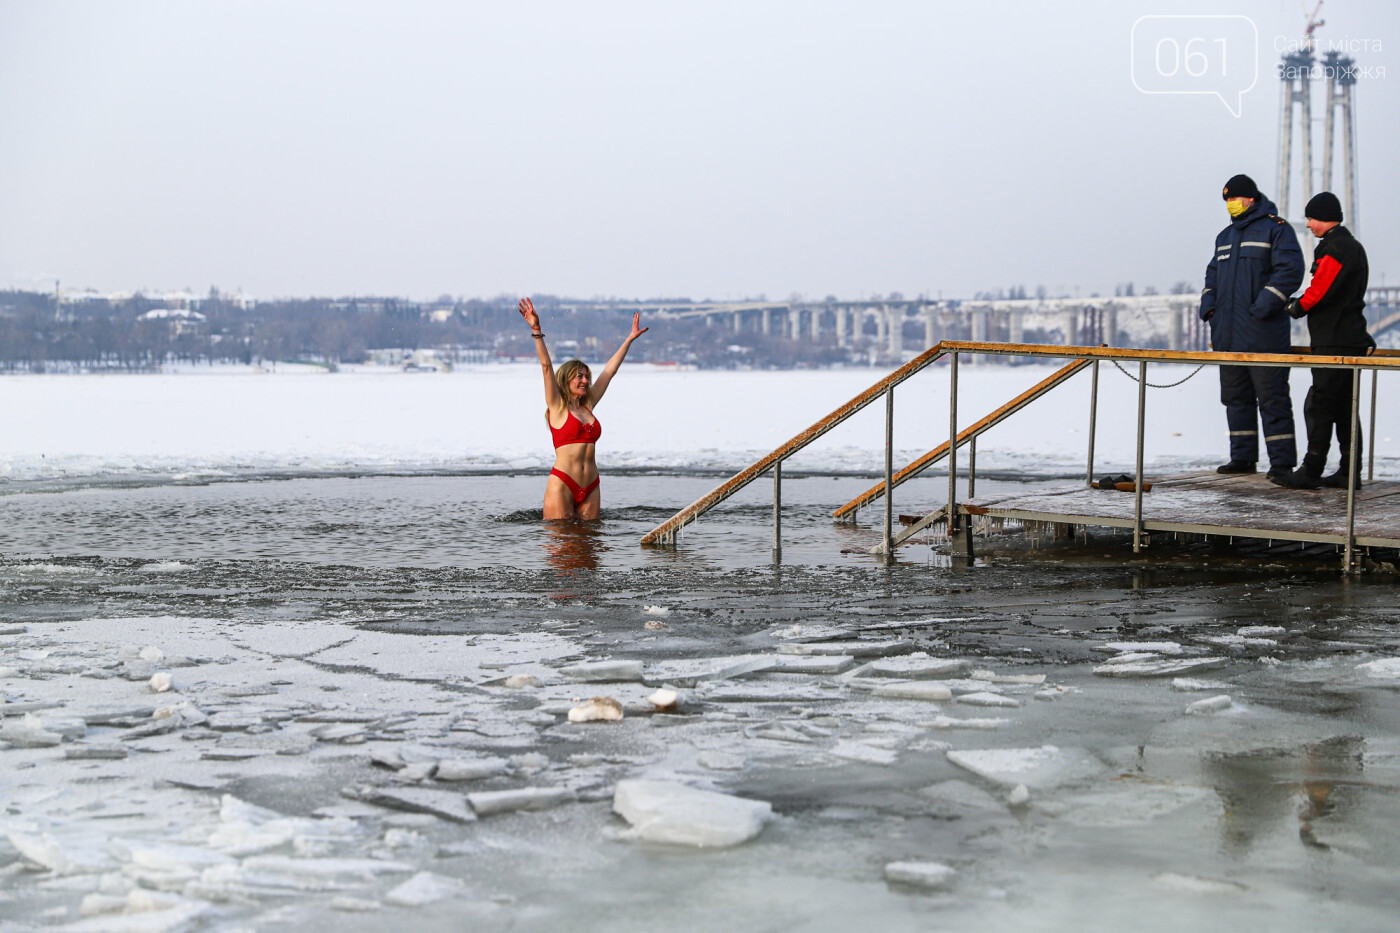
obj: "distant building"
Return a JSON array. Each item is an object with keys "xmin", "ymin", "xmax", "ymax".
[
  {"xmin": 365, "ymin": 348, "xmax": 452, "ymax": 372},
  {"xmin": 139, "ymin": 307, "xmax": 207, "ymax": 335}
]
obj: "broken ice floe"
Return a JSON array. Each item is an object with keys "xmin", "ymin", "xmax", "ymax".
[
  {"xmin": 1094, "ymin": 642, "xmax": 1186, "ymax": 655},
  {"xmin": 970, "ymin": 669, "xmax": 1046, "ymax": 685},
  {"xmin": 871, "ymin": 682, "xmax": 952, "ymax": 702},
  {"xmin": 701, "ymin": 684, "xmax": 834, "ymax": 703},
  {"xmin": 946, "ymin": 745, "xmax": 1104, "ymax": 789},
  {"xmin": 7, "ymin": 831, "xmax": 116, "ymax": 875},
  {"xmin": 568, "ymin": 697, "xmax": 623, "ymax": 723},
  {"xmin": 860, "ymin": 655, "xmax": 968, "ymax": 679},
  {"xmin": 435, "ymin": 756, "xmax": 510, "ymax": 782},
  {"xmin": 72, "ymin": 894, "xmax": 209, "ymax": 931},
  {"xmin": 354, "ymin": 787, "xmax": 477, "ymax": 823},
  {"xmin": 612, "ymin": 779, "xmax": 771, "ymax": 847},
  {"xmin": 919, "ymin": 779, "xmax": 1005, "ymax": 815},
  {"xmin": 764, "ymin": 655, "xmax": 855, "ymax": 675},
  {"xmin": 955, "ymin": 692, "xmax": 1020, "ymax": 708},
  {"xmin": 64, "ymin": 745, "xmax": 128, "ymax": 760},
  {"xmin": 1196, "ymin": 634, "xmax": 1278, "ymax": 649},
  {"xmin": 829, "ymin": 741, "xmax": 898, "ymax": 766},
  {"xmin": 884, "ymin": 861, "xmax": 957, "ymax": 891},
  {"xmin": 207, "ymin": 711, "xmax": 266, "ymax": 732},
  {"xmin": 1093, "ymin": 656, "xmax": 1227, "ymax": 678},
  {"xmin": 558, "ymin": 660, "xmax": 644, "ymax": 683},
  {"xmin": 1007, "ymin": 784, "xmax": 1030, "ymax": 806},
  {"xmin": 207, "ymin": 796, "xmax": 359, "ymax": 857},
  {"xmin": 148, "ymin": 672, "xmax": 173, "ymax": 693},
  {"xmin": 357, "ymin": 744, "xmax": 419, "ymax": 771},
  {"xmin": 923, "ymin": 715, "xmax": 1008, "ymax": 730},
  {"xmin": 1171, "ymin": 677, "xmax": 1231, "ymax": 692},
  {"xmin": 240, "ymin": 854, "xmax": 415, "ymax": 881},
  {"xmin": 642, "ymin": 656, "xmax": 773, "ymax": 686},
  {"xmin": 777, "ymin": 639, "xmax": 913, "ymax": 658},
  {"xmin": 2, "ymin": 713, "xmax": 64, "ymax": 747},
  {"xmin": 466, "ymin": 787, "xmax": 573, "ymax": 816},
  {"xmin": 384, "ymin": 870, "xmax": 465, "ymax": 907},
  {"xmin": 1357, "ymin": 658, "xmax": 1400, "ymax": 680},
  {"xmin": 643, "ymin": 605, "xmax": 670, "ymax": 616},
  {"xmin": 310, "ymin": 723, "xmax": 367, "ymax": 744},
  {"xmin": 1185, "ymin": 695, "xmax": 1233, "ymax": 715}
]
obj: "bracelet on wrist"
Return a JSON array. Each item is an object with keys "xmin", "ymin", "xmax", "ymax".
[{"xmin": 532, "ymin": 332, "xmax": 545, "ymax": 338}]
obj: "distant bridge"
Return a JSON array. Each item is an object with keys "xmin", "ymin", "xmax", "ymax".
[
  {"xmin": 1366, "ymin": 286, "xmax": 1400, "ymax": 339},
  {"xmin": 560, "ymin": 295, "xmax": 1209, "ymax": 361},
  {"xmin": 561, "ymin": 286, "xmax": 1400, "ymax": 359}
]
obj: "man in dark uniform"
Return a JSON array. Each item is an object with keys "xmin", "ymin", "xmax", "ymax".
[
  {"xmin": 1273, "ymin": 191, "xmax": 1374, "ymax": 489},
  {"xmin": 1200, "ymin": 173, "xmax": 1305, "ymax": 479}
]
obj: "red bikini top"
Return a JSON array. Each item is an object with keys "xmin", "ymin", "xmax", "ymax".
[{"xmin": 550, "ymin": 408, "xmax": 601, "ymax": 449}]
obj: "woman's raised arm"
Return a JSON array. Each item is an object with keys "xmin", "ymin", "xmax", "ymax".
[
  {"xmin": 590, "ymin": 313, "xmax": 647, "ymax": 404},
  {"xmin": 519, "ymin": 297, "xmax": 562, "ymax": 410}
]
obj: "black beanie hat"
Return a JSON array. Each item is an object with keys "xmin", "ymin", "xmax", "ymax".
[
  {"xmin": 1305, "ymin": 191, "xmax": 1343, "ymax": 222},
  {"xmin": 1222, "ymin": 174, "xmax": 1261, "ymax": 200}
]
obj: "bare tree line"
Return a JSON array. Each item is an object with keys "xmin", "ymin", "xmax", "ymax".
[{"xmin": 0, "ymin": 291, "xmax": 855, "ymax": 371}]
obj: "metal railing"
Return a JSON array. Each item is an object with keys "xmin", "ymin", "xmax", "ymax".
[
  {"xmin": 638, "ymin": 342, "xmax": 949, "ymax": 549},
  {"xmin": 640, "ymin": 341, "xmax": 1400, "ymax": 572}
]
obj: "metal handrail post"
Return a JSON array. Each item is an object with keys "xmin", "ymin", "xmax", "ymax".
[
  {"xmin": 883, "ymin": 388, "xmax": 894, "ymax": 560},
  {"xmin": 948, "ymin": 352, "xmax": 959, "ymax": 535},
  {"xmin": 1368, "ymin": 368, "xmax": 1377, "ymax": 481},
  {"xmin": 1345, "ymin": 366, "xmax": 1361, "ymax": 573},
  {"xmin": 772, "ymin": 460, "xmax": 782, "ymax": 561},
  {"xmin": 1133, "ymin": 360, "xmax": 1147, "ymax": 553},
  {"xmin": 968, "ymin": 436, "xmax": 977, "ymax": 499},
  {"xmin": 1086, "ymin": 359, "xmax": 1099, "ymax": 485}
]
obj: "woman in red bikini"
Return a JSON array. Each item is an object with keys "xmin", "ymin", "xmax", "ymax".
[{"xmin": 519, "ymin": 296, "xmax": 647, "ymax": 520}]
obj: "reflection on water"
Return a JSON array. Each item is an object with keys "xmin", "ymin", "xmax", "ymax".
[
  {"xmin": 542, "ymin": 520, "xmax": 607, "ymax": 591},
  {"xmin": 1204, "ymin": 736, "xmax": 1365, "ymax": 857}
]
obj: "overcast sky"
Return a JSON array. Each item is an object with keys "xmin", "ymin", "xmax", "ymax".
[{"xmin": 1, "ymin": 0, "xmax": 1396, "ymax": 301}]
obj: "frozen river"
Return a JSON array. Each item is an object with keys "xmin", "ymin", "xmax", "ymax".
[{"xmin": 2, "ymin": 365, "xmax": 1400, "ymax": 931}]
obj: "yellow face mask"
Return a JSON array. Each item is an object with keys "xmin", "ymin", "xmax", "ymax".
[{"xmin": 1226, "ymin": 198, "xmax": 1250, "ymax": 218}]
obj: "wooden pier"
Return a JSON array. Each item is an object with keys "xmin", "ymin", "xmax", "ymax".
[
  {"xmin": 961, "ymin": 471, "xmax": 1400, "ymax": 550},
  {"xmin": 642, "ymin": 341, "xmax": 1400, "ymax": 572}
]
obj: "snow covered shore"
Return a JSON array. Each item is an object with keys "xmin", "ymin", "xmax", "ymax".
[{"xmin": 3, "ymin": 362, "xmax": 1394, "ymax": 486}]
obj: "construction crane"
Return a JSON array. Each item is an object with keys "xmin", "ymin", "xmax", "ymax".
[{"xmin": 1301, "ymin": 1, "xmax": 1325, "ymax": 51}]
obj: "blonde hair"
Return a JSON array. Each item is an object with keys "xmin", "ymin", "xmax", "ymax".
[{"xmin": 554, "ymin": 359, "xmax": 594, "ymax": 408}]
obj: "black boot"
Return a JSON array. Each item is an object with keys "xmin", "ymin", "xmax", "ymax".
[
  {"xmin": 1217, "ymin": 460, "xmax": 1257, "ymax": 474},
  {"xmin": 1320, "ymin": 466, "xmax": 1362, "ymax": 489},
  {"xmin": 1272, "ymin": 467, "xmax": 1322, "ymax": 489}
]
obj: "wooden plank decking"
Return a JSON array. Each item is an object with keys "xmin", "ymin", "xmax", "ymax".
[{"xmin": 961, "ymin": 471, "xmax": 1400, "ymax": 548}]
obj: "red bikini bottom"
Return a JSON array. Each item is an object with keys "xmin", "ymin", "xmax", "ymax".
[{"xmin": 551, "ymin": 468, "xmax": 599, "ymax": 506}]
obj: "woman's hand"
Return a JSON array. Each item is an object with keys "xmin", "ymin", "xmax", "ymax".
[
  {"xmin": 519, "ymin": 297, "xmax": 541, "ymax": 332},
  {"xmin": 628, "ymin": 312, "xmax": 648, "ymax": 341}
]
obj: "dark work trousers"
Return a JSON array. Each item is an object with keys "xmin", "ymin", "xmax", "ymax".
[
  {"xmin": 1301, "ymin": 351, "xmax": 1367, "ymax": 476},
  {"xmin": 1218, "ymin": 364, "xmax": 1297, "ymax": 468}
]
